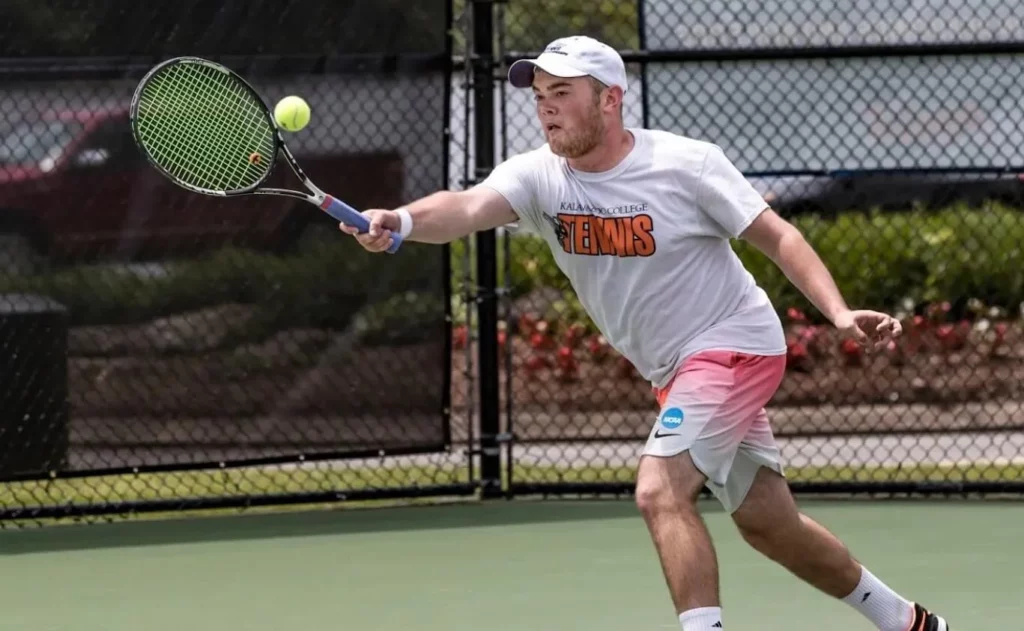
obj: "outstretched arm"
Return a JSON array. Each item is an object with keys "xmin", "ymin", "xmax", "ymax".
[{"xmin": 339, "ymin": 186, "xmax": 519, "ymax": 250}]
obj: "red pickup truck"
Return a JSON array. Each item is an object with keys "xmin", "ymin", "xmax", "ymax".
[{"xmin": 0, "ymin": 106, "xmax": 403, "ymax": 273}]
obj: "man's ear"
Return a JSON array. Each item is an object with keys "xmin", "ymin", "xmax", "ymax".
[{"xmin": 605, "ymin": 85, "xmax": 624, "ymax": 112}]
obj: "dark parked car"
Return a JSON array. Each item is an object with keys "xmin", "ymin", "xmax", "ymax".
[
  {"xmin": 0, "ymin": 106, "xmax": 404, "ymax": 273},
  {"xmin": 748, "ymin": 170, "xmax": 1024, "ymax": 217}
]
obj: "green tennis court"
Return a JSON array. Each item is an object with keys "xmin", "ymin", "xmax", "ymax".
[
  {"xmin": 1, "ymin": 3, "xmax": 1023, "ymax": 631},
  {"xmin": 2, "ymin": 499, "xmax": 1018, "ymax": 630}
]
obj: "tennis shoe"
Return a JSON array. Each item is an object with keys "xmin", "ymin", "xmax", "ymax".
[{"xmin": 906, "ymin": 603, "xmax": 949, "ymax": 631}]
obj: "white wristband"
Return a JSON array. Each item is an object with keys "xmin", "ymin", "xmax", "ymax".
[{"xmin": 395, "ymin": 207, "xmax": 413, "ymax": 239}]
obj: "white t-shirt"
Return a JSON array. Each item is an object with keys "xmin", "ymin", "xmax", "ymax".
[{"xmin": 479, "ymin": 128, "xmax": 787, "ymax": 389}]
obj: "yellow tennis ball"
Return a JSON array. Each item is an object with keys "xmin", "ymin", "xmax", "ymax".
[{"xmin": 274, "ymin": 96, "xmax": 310, "ymax": 132}]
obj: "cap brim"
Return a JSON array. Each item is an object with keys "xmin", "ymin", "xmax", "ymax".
[{"xmin": 508, "ymin": 56, "xmax": 588, "ymax": 88}]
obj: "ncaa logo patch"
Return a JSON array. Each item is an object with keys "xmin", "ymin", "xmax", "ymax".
[{"xmin": 660, "ymin": 407, "xmax": 684, "ymax": 429}]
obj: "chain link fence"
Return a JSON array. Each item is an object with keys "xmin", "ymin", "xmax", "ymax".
[
  {"xmin": 3, "ymin": 0, "xmax": 1024, "ymax": 528},
  {"xmin": 0, "ymin": 0, "xmax": 472, "ymax": 526},
  {"xmin": 494, "ymin": 0, "xmax": 1024, "ymax": 496}
]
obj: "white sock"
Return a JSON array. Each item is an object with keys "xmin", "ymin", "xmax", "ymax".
[
  {"xmin": 840, "ymin": 566, "xmax": 914, "ymax": 631},
  {"xmin": 679, "ymin": 607, "xmax": 723, "ymax": 630}
]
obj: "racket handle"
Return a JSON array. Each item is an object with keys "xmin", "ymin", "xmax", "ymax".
[{"xmin": 320, "ymin": 195, "xmax": 403, "ymax": 254}]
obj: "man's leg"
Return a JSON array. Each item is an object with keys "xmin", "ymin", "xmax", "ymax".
[
  {"xmin": 732, "ymin": 463, "xmax": 867, "ymax": 595},
  {"xmin": 639, "ymin": 349, "xmax": 784, "ymax": 630},
  {"xmin": 730, "ymin": 460, "xmax": 950, "ymax": 630},
  {"xmin": 635, "ymin": 451, "xmax": 722, "ymax": 630}
]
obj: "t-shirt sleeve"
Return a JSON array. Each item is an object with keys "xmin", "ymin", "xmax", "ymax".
[
  {"xmin": 697, "ymin": 144, "xmax": 770, "ymax": 238},
  {"xmin": 476, "ymin": 153, "xmax": 544, "ymax": 234}
]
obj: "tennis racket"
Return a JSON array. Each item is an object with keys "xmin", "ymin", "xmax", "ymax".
[{"xmin": 129, "ymin": 56, "xmax": 403, "ymax": 254}]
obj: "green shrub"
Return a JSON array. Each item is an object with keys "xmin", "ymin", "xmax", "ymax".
[
  {"xmin": 0, "ymin": 240, "xmax": 447, "ymax": 345},
  {"xmin": 468, "ymin": 204, "xmax": 1024, "ymax": 327},
  {"xmin": 350, "ymin": 289, "xmax": 448, "ymax": 346}
]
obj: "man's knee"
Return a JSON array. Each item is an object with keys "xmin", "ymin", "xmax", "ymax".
[
  {"xmin": 735, "ymin": 517, "xmax": 783, "ymax": 558},
  {"xmin": 731, "ymin": 466, "xmax": 800, "ymax": 554},
  {"xmin": 635, "ymin": 451, "xmax": 707, "ymax": 520}
]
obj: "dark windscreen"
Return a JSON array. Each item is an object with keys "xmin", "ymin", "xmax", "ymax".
[{"xmin": 0, "ymin": 0, "xmax": 447, "ymax": 57}]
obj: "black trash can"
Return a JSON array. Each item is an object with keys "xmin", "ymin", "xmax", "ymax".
[{"xmin": 0, "ymin": 294, "xmax": 69, "ymax": 479}]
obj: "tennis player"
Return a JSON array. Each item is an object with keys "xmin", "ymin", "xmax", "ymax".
[{"xmin": 340, "ymin": 35, "xmax": 950, "ymax": 631}]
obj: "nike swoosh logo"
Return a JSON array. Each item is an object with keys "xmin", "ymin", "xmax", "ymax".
[{"xmin": 654, "ymin": 430, "xmax": 679, "ymax": 439}]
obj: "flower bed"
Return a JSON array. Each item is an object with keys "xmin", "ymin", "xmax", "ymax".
[{"xmin": 454, "ymin": 302, "xmax": 1024, "ymax": 412}]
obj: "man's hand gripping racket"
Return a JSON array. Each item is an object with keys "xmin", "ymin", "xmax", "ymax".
[
  {"xmin": 338, "ymin": 209, "xmax": 403, "ymax": 253},
  {"xmin": 129, "ymin": 56, "xmax": 402, "ymax": 254}
]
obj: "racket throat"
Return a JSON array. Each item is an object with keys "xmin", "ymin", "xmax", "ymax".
[{"xmin": 317, "ymin": 195, "xmax": 336, "ymax": 211}]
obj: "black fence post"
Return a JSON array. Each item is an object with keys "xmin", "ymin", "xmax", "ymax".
[{"xmin": 471, "ymin": 0, "xmax": 503, "ymax": 498}]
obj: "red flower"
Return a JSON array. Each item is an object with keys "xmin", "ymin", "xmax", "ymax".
[
  {"xmin": 586, "ymin": 335, "xmax": 610, "ymax": 362},
  {"xmin": 563, "ymin": 323, "xmax": 587, "ymax": 348},
  {"xmin": 786, "ymin": 339, "xmax": 810, "ymax": 371},
  {"xmin": 452, "ymin": 325, "xmax": 468, "ymax": 350},
  {"xmin": 530, "ymin": 331, "xmax": 555, "ymax": 351},
  {"xmin": 840, "ymin": 338, "xmax": 863, "ymax": 366}
]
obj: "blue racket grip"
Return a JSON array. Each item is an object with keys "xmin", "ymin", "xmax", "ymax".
[{"xmin": 319, "ymin": 195, "xmax": 403, "ymax": 254}]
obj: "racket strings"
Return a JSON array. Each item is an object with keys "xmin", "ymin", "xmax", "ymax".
[
  {"xmin": 190, "ymin": 68, "xmax": 257, "ymax": 189},
  {"xmin": 139, "ymin": 71, "xmax": 233, "ymax": 188},
  {"xmin": 137, "ymin": 71, "xmax": 218, "ymax": 184},
  {"xmin": 134, "ymin": 60, "xmax": 275, "ymax": 192},
  {"xmin": 144, "ymin": 64, "xmax": 268, "ymax": 188},
  {"xmin": 150, "ymin": 68, "xmax": 235, "ymax": 188},
  {"xmin": 180, "ymin": 65, "xmax": 272, "ymax": 189},
  {"xmin": 163, "ymin": 64, "xmax": 270, "ymax": 189}
]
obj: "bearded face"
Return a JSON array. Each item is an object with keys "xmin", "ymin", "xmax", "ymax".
[{"xmin": 532, "ymin": 73, "xmax": 610, "ymax": 158}]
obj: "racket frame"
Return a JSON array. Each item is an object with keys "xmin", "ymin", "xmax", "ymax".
[{"xmin": 129, "ymin": 56, "xmax": 402, "ymax": 252}]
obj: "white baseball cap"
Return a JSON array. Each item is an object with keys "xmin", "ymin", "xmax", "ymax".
[{"xmin": 508, "ymin": 36, "xmax": 628, "ymax": 92}]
